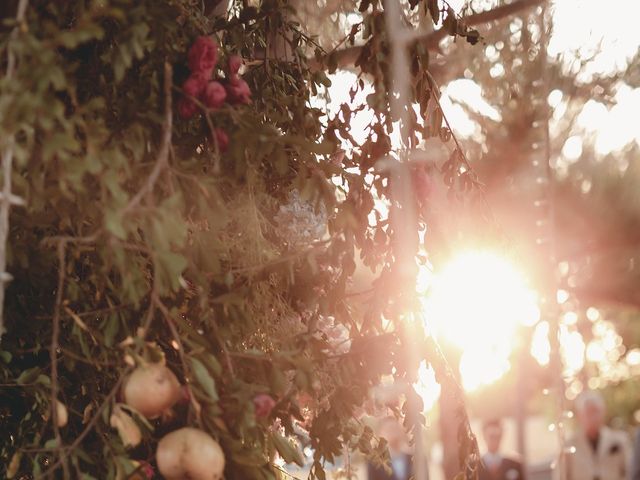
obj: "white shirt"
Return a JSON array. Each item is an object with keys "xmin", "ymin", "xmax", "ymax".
[
  {"xmin": 391, "ymin": 454, "xmax": 408, "ymax": 479},
  {"xmin": 483, "ymin": 452, "xmax": 503, "ymax": 470}
]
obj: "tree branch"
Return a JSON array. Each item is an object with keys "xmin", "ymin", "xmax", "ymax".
[
  {"xmin": 122, "ymin": 61, "xmax": 173, "ymax": 215},
  {"xmin": 310, "ymin": 0, "xmax": 546, "ymax": 72},
  {"xmin": 37, "ymin": 370, "xmax": 131, "ymax": 480},
  {"xmin": 50, "ymin": 239, "xmax": 69, "ymax": 479},
  {"xmin": 0, "ymin": 0, "xmax": 29, "ymax": 342}
]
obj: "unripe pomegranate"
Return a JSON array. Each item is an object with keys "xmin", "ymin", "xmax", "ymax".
[
  {"xmin": 156, "ymin": 427, "xmax": 225, "ymax": 480},
  {"xmin": 110, "ymin": 404, "xmax": 142, "ymax": 448},
  {"xmin": 55, "ymin": 399, "xmax": 68, "ymax": 427},
  {"xmin": 122, "ymin": 363, "xmax": 181, "ymax": 419}
]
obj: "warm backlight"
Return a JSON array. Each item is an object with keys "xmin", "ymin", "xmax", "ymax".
[{"xmin": 421, "ymin": 251, "xmax": 540, "ymax": 391}]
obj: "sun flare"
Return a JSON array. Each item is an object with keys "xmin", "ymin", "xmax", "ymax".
[{"xmin": 420, "ymin": 251, "xmax": 540, "ymax": 391}]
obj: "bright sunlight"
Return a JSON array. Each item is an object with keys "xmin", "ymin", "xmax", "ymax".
[{"xmin": 421, "ymin": 251, "xmax": 540, "ymax": 391}]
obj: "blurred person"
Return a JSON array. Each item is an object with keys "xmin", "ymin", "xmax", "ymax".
[
  {"xmin": 555, "ymin": 390, "xmax": 630, "ymax": 480},
  {"xmin": 479, "ymin": 418, "xmax": 526, "ymax": 480},
  {"xmin": 368, "ymin": 416, "xmax": 429, "ymax": 480}
]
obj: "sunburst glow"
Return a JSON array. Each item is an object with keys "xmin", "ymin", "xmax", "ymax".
[{"xmin": 421, "ymin": 251, "xmax": 540, "ymax": 391}]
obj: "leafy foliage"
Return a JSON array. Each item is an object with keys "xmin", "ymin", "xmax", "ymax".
[{"xmin": 0, "ymin": 0, "xmax": 483, "ymax": 478}]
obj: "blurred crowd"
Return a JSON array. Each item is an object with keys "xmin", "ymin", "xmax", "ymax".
[{"xmin": 365, "ymin": 390, "xmax": 640, "ymax": 480}]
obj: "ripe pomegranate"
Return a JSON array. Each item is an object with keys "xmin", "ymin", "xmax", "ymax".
[
  {"xmin": 122, "ymin": 363, "xmax": 181, "ymax": 419},
  {"xmin": 156, "ymin": 427, "xmax": 225, "ymax": 480}
]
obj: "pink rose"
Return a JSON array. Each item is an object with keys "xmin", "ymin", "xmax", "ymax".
[
  {"xmin": 253, "ymin": 393, "xmax": 276, "ymax": 418},
  {"xmin": 214, "ymin": 128, "xmax": 229, "ymax": 152},
  {"xmin": 188, "ymin": 36, "xmax": 218, "ymax": 75},
  {"xmin": 228, "ymin": 55, "xmax": 243, "ymax": 75},
  {"xmin": 203, "ymin": 81, "xmax": 227, "ymax": 109},
  {"xmin": 225, "ymin": 77, "xmax": 251, "ymax": 105},
  {"xmin": 182, "ymin": 73, "xmax": 208, "ymax": 99},
  {"xmin": 178, "ymin": 98, "xmax": 198, "ymax": 119}
]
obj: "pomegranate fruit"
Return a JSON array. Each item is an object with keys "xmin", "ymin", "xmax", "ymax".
[
  {"xmin": 55, "ymin": 399, "xmax": 68, "ymax": 427},
  {"xmin": 156, "ymin": 427, "xmax": 225, "ymax": 480},
  {"xmin": 122, "ymin": 363, "xmax": 181, "ymax": 419}
]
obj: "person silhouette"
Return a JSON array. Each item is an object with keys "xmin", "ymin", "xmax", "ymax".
[
  {"xmin": 556, "ymin": 390, "xmax": 630, "ymax": 480},
  {"xmin": 479, "ymin": 418, "xmax": 525, "ymax": 480},
  {"xmin": 367, "ymin": 416, "xmax": 428, "ymax": 480}
]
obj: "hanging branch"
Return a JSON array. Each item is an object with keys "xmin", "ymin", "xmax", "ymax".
[
  {"xmin": 0, "ymin": 0, "xmax": 29, "ymax": 342},
  {"xmin": 49, "ymin": 239, "xmax": 70, "ymax": 478},
  {"xmin": 39, "ymin": 59, "xmax": 175, "ymax": 479},
  {"xmin": 311, "ymin": 0, "xmax": 546, "ymax": 72},
  {"xmin": 37, "ymin": 369, "xmax": 131, "ymax": 480},
  {"xmin": 121, "ymin": 61, "xmax": 174, "ymax": 215}
]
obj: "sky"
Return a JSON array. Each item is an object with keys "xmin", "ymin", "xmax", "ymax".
[{"xmin": 324, "ymin": 0, "xmax": 640, "ymax": 159}]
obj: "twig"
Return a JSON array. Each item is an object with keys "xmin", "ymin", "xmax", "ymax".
[
  {"xmin": 37, "ymin": 59, "xmax": 174, "ymax": 478},
  {"xmin": 35, "ymin": 302, "xmax": 132, "ymax": 320},
  {"xmin": 36, "ymin": 369, "xmax": 131, "ymax": 479},
  {"xmin": 209, "ymin": 311, "xmax": 235, "ymax": 378},
  {"xmin": 0, "ymin": 0, "xmax": 29, "ymax": 342},
  {"xmin": 309, "ymin": 0, "xmax": 546, "ymax": 72},
  {"xmin": 424, "ymin": 70, "xmax": 473, "ymax": 172},
  {"xmin": 153, "ymin": 297, "xmax": 203, "ymax": 424},
  {"xmin": 154, "ymin": 298, "xmax": 190, "ymax": 382},
  {"xmin": 122, "ymin": 61, "xmax": 173, "ymax": 215},
  {"xmin": 425, "ymin": 69, "xmax": 497, "ymax": 223},
  {"xmin": 49, "ymin": 239, "xmax": 70, "ymax": 479},
  {"xmin": 40, "ymin": 232, "xmax": 100, "ymax": 249},
  {"xmin": 225, "ymin": 238, "xmax": 331, "ymax": 276}
]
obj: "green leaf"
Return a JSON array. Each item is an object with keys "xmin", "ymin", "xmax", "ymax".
[
  {"xmin": 16, "ymin": 367, "xmax": 41, "ymax": 385},
  {"xmin": 103, "ymin": 314, "xmax": 119, "ymax": 348},
  {"xmin": 44, "ymin": 438, "xmax": 58, "ymax": 449},
  {"xmin": 189, "ymin": 357, "xmax": 219, "ymax": 402},
  {"xmin": 199, "ymin": 353, "xmax": 223, "ymax": 378},
  {"xmin": 271, "ymin": 432, "xmax": 304, "ymax": 466},
  {"xmin": 105, "ymin": 210, "xmax": 127, "ymax": 240},
  {"xmin": 231, "ymin": 449, "xmax": 269, "ymax": 467},
  {"xmin": 155, "ymin": 250, "xmax": 187, "ymax": 292},
  {"xmin": 0, "ymin": 350, "xmax": 12, "ymax": 363}
]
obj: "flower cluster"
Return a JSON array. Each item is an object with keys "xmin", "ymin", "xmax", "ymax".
[
  {"xmin": 314, "ymin": 316, "xmax": 351, "ymax": 355},
  {"xmin": 253, "ymin": 393, "xmax": 276, "ymax": 418},
  {"xmin": 274, "ymin": 190, "xmax": 327, "ymax": 246},
  {"xmin": 178, "ymin": 36, "xmax": 252, "ymax": 150}
]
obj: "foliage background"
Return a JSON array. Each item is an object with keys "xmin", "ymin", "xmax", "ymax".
[{"xmin": 0, "ymin": 0, "xmax": 487, "ymax": 478}]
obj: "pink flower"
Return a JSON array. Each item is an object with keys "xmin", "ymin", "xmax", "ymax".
[
  {"xmin": 178, "ymin": 98, "xmax": 198, "ymax": 119},
  {"xmin": 253, "ymin": 393, "xmax": 276, "ymax": 418},
  {"xmin": 182, "ymin": 73, "xmax": 208, "ymax": 99},
  {"xmin": 188, "ymin": 36, "xmax": 218, "ymax": 75},
  {"xmin": 203, "ymin": 81, "xmax": 227, "ymax": 109},
  {"xmin": 225, "ymin": 77, "xmax": 251, "ymax": 105},
  {"xmin": 228, "ymin": 55, "xmax": 243, "ymax": 75},
  {"xmin": 139, "ymin": 461, "xmax": 154, "ymax": 479},
  {"xmin": 214, "ymin": 128, "xmax": 229, "ymax": 152}
]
